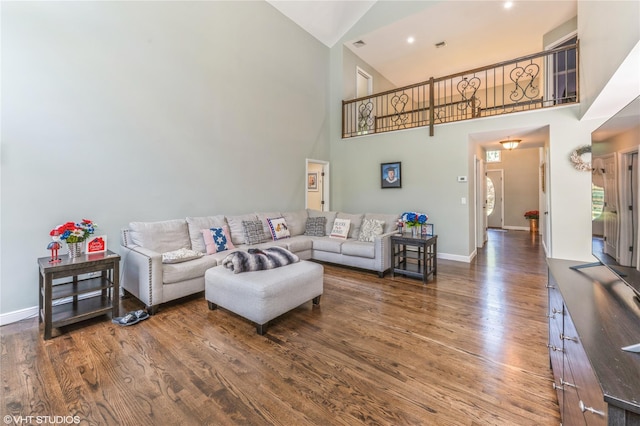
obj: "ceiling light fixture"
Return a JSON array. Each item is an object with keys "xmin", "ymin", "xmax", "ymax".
[
  {"xmin": 407, "ymin": 36, "xmax": 415, "ymax": 44},
  {"xmin": 353, "ymin": 40, "xmax": 366, "ymax": 48},
  {"xmin": 500, "ymin": 138, "xmax": 521, "ymax": 150},
  {"xmin": 435, "ymin": 41, "xmax": 446, "ymax": 48},
  {"xmin": 504, "ymin": 1, "xmax": 513, "ymax": 9}
]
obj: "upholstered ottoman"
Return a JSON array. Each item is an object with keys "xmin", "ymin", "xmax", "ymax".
[{"xmin": 205, "ymin": 260, "xmax": 323, "ymax": 335}]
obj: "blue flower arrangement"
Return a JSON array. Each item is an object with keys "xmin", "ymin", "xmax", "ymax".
[{"xmin": 401, "ymin": 212, "xmax": 428, "ymax": 227}]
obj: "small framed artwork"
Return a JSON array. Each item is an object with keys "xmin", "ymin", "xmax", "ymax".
[
  {"xmin": 307, "ymin": 172, "xmax": 318, "ymax": 191},
  {"xmin": 381, "ymin": 162, "xmax": 401, "ymax": 188},
  {"xmin": 423, "ymin": 223, "xmax": 434, "ymax": 237},
  {"xmin": 86, "ymin": 235, "xmax": 107, "ymax": 254}
]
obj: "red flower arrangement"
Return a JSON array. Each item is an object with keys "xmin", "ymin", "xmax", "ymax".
[
  {"xmin": 50, "ymin": 219, "xmax": 97, "ymax": 243},
  {"xmin": 524, "ymin": 210, "xmax": 539, "ymax": 220}
]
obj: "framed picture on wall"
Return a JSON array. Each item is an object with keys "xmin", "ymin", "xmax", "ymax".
[
  {"xmin": 308, "ymin": 172, "xmax": 318, "ymax": 191},
  {"xmin": 381, "ymin": 162, "xmax": 401, "ymax": 188}
]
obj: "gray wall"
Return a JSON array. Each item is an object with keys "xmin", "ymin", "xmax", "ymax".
[{"xmin": 1, "ymin": 1, "xmax": 330, "ymax": 315}]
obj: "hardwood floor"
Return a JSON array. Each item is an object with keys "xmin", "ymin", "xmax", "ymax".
[{"xmin": 1, "ymin": 230, "xmax": 559, "ymax": 425}]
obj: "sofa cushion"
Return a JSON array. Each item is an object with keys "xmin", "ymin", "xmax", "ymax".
[
  {"xmin": 242, "ymin": 220, "xmax": 267, "ymax": 245},
  {"xmin": 129, "ymin": 219, "xmax": 191, "ymax": 253},
  {"xmin": 162, "ymin": 248, "xmax": 204, "ymax": 264},
  {"xmin": 163, "ymin": 255, "xmax": 220, "ymax": 284},
  {"xmin": 337, "ymin": 212, "xmax": 364, "ymax": 239},
  {"xmin": 267, "ymin": 217, "xmax": 291, "ymax": 240},
  {"xmin": 257, "ymin": 211, "xmax": 282, "ymax": 241},
  {"xmin": 226, "ymin": 214, "xmax": 258, "ymax": 245},
  {"xmin": 312, "ymin": 237, "xmax": 343, "ymax": 253},
  {"xmin": 282, "ymin": 210, "xmax": 308, "ymax": 236},
  {"xmin": 358, "ymin": 218, "xmax": 385, "ymax": 242},
  {"xmin": 364, "ymin": 213, "xmax": 401, "ymax": 234},
  {"xmin": 304, "ymin": 217, "xmax": 326, "ymax": 236},
  {"xmin": 186, "ymin": 215, "xmax": 227, "ymax": 253},
  {"xmin": 285, "ymin": 235, "xmax": 313, "ymax": 252},
  {"xmin": 341, "ymin": 240, "xmax": 376, "ymax": 259},
  {"xmin": 330, "ymin": 218, "xmax": 350, "ymax": 240},
  {"xmin": 308, "ymin": 209, "xmax": 337, "ymax": 235},
  {"xmin": 201, "ymin": 226, "xmax": 235, "ymax": 254}
]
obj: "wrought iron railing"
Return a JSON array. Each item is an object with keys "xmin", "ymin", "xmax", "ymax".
[{"xmin": 342, "ymin": 43, "xmax": 578, "ymax": 138}]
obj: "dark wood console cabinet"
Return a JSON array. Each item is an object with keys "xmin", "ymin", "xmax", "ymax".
[{"xmin": 547, "ymin": 259, "xmax": 640, "ymax": 425}]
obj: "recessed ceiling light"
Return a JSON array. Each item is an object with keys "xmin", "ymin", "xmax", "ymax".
[
  {"xmin": 435, "ymin": 41, "xmax": 446, "ymax": 48},
  {"xmin": 504, "ymin": 1, "xmax": 513, "ymax": 9},
  {"xmin": 407, "ymin": 36, "xmax": 415, "ymax": 44}
]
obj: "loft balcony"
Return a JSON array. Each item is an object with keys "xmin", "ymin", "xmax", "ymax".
[{"xmin": 342, "ymin": 42, "xmax": 578, "ymax": 138}]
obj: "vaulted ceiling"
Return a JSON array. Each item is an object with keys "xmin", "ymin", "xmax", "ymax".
[{"xmin": 268, "ymin": 1, "xmax": 577, "ymax": 88}]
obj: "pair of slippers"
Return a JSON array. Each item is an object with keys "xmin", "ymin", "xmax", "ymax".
[{"xmin": 112, "ymin": 309, "xmax": 150, "ymax": 326}]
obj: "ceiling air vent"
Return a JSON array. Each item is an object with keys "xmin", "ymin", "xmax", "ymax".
[
  {"xmin": 353, "ymin": 40, "xmax": 366, "ymax": 48},
  {"xmin": 435, "ymin": 41, "xmax": 446, "ymax": 48}
]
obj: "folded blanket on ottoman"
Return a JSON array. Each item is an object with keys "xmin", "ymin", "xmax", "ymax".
[{"xmin": 222, "ymin": 247, "xmax": 300, "ymax": 273}]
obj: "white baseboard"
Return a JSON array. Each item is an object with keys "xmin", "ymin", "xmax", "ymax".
[
  {"xmin": 0, "ymin": 305, "xmax": 39, "ymax": 326},
  {"xmin": 438, "ymin": 252, "xmax": 474, "ymax": 263},
  {"xmin": 503, "ymin": 226, "xmax": 530, "ymax": 231},
  {"xmin": 0, "ymin": 290, "xmax": 104, "ymax": 326}
]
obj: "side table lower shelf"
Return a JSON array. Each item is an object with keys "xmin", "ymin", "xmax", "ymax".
[{"xmin": 43, "ymin": 295, "xmax": 115, "ymax": 329}]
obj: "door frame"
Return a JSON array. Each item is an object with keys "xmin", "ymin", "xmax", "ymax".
[
  {"xmin": 475, "ymin": 155, "xmax": 487, "ymax": 247},
  {"xmin": 305, "ymin": 159, "xmax": 330, "ymax": 211}
]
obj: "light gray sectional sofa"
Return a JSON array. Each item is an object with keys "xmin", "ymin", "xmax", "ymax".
[{"xmin": 120, "ymin": 209, "xmax": 399, "ymax": 314}]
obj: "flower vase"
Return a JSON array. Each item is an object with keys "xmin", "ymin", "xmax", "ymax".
[
  {"xmin": 67, "ymin": 242, "xmax": 83, "ymax": 259},
  {"xmin": 529, "ymin": 218, "xmax": 539, "ymax": 234},
  {"xmin": 411, "ymin": 226, "xmax": 419, "ymax": 238}
]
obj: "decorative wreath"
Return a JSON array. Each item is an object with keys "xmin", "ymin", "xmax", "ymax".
[{"xmin": 569, "ymin": 145, "xmax": 592, "ymax": 171}]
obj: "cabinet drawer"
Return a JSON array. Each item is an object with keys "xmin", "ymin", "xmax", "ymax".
[
  {"xmin": 563, "ymin": 309, "xmax": 607, "ymax": 426},
  {"xmin": 562, "ymin": 358, "xmax": 587, "ymax": 426}
]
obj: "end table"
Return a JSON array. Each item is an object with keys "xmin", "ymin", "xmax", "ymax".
[
  {"xmin": 390, "ymin": 234, "xmax": 437, "ymax": 283},
  {"xmin": 38, "ymin": 250, "xmax": 121, "ymax": 339}
]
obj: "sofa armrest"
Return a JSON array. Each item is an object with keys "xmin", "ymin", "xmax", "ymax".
[
  {"xmin": 373, "ymin": 230, "xmax": 398, "ymax": 273},
  {"xmin": 121, "ymin": 244, "xmax": 163, "ymax": 311}
]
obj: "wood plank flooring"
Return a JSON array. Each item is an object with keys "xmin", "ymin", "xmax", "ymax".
[{"xmin": 1, "ymin": 230, "xmax": 559, "ymax": 425}]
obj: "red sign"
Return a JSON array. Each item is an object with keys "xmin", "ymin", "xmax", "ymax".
[{"xmin": 86, "ymin": 235, "xmax": 107, "ymax": 254}]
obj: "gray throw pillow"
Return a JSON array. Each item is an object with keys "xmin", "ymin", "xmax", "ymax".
[
  {"xmin": 242, "ymin": 220, "xmax": 266, "ymax": 245},
  {"xmin": 304, "ymin": 217, "xmax": 326, "ymax": 237}
]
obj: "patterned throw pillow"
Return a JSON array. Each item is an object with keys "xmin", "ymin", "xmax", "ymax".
[
  {"xmin": 201, "ymin": 226, "xmax": 235, "ymax": 254},
  {"xmin": 330, "ymin": 218, "xmax": 351, "ymax": 239},
  {"xmin": 304, "ymin": 217, "xmax": 326, "ymax": 236},
  {"xmin": 161, "ymin": 248, "xmax": 203, "ymax": 264},
  {"xmin": 242, "ymin": 220, "xmax": 266, "ymax": 245},
  {"xmin": 358, "ymin": 219, "xmax": 385, "ymax": 242},
  {"xmin": 267, "ymin": 217, "xmax": 291, "ymax": 240}
]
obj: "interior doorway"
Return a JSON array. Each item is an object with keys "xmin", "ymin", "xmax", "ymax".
[{"xmin": 305, "ymin": 159, "xmax": 330, "ymax": 211}]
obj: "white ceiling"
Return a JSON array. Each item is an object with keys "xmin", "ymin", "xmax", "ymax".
[{"xmin": 268, "ymin": 0, "xmax": 578, "ymax": 149}]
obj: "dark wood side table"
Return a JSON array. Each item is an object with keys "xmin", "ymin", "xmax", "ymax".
[
  {"xmin": 390, "ymin": 234, "xmax": 437, "ymax": 283},
  {"xmin": 38, "ymin": 250, "xmax": 121, "ymax": 339}
]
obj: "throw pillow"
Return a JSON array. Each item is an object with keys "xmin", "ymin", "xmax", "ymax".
[
  {"xmin": 304, "ymin": 217, "xmax": 326, "ymax": 236},
  {"xmin": 162, "ymin": 248, "xmax": 203, "ymax": 264},
  {"xmin": 358, "ymin": 219, "xmax": 385, "ymax": 242},
  {"xmin": 242, "ymin": 220, "xmax": 267, "ymax": 245},
  {"xmin": 267, "ymin": 217, "xmax": 291, "ymax": 240},
  {"xmin": 201, "ymin": 226, "xmax": 235, "ymax": 255},
  {"xmin": 330, "ymin": 218, "xmax": 351, "ymax": 239}
]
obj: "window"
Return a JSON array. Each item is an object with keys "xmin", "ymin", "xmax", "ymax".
[
  {"xmin": 486, "ymin": 150, "xmax": 501, "ymax": 163},
  {"xmin": 486, "ymin": 177, "xmax": 496, "ymax": 216},
  {"xmin": 592, "ymin": 182, "xmax": 604, "ymax": 220}
]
